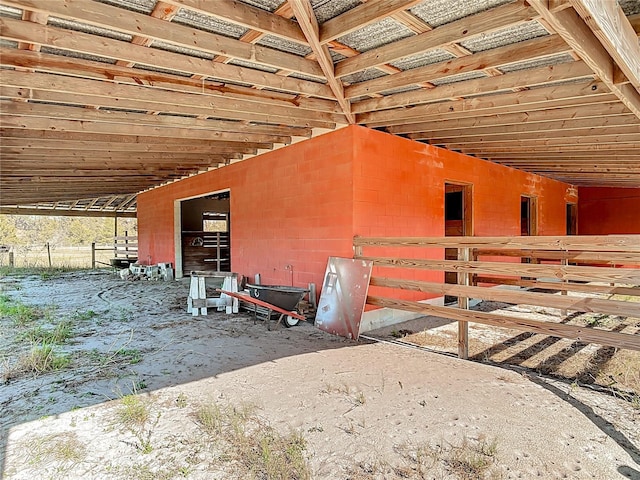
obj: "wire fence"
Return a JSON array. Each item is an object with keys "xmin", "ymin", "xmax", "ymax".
[{"xmin": 0, "ymin": 244, "xmax": 114, "ymax": 269}]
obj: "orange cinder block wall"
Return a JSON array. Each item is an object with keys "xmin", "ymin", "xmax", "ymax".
[
  {"xmin": 137, "ymin": 125, "xmax": 576, "ymax": 294},
  {"xmin": 350, "ymin": 126, "xmax": 577, "ymax": 301},
  {"xmin": 138, "ymin": 127, "xmax": 355, "ymax": 288},
  {"xmin": 578, "ymin": 187, "xmax": 640, "ymax": 234}
]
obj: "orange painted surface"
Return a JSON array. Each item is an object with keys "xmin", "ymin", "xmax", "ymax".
[
  {"xmin": 350, "ymin": 126, "xmax": 576, "ymax": 301},
  {"xmin": 138, "ymin": 127, "xmax": 355, "ymax": 289},
  {"xmin": 138, "ymin": 125, "xmax": 576, "ymax": 297},
  {"xmin": 578, "ymin": 187, "xmax": 640, "ymax": 234}
]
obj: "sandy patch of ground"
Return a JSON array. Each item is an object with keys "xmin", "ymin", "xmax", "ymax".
[{"xmin": 1, "ymin": 271, "xmax": 639, "ymax": 479}]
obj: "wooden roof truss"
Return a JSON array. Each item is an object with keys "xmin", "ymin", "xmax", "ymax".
[{"xmin": 0, "ymin": 0, "xmax": 638, "ymax": 214}]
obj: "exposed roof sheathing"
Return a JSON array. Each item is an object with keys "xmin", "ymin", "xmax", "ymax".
[{"xmin": 0, "ymin": 0, "xmax": 639, "ymax": 215}]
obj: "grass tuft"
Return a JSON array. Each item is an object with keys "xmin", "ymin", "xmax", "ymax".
[
  {"xmin": 20, "ymin": 320, "xmax": 73, "ymax": 345},
  {"xmin": 195, "ymin": 401, "xmax": 310, "ymax": 479},
  {"xmin": 0, "ymin": 293, "xmax": 42, "ymax": 326}
]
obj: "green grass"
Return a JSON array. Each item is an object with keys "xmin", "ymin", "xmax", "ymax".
[
  {"xmin": 71, "ymin": 309, "xmax": 98, "ymax": 322},
  {"xmin": 0, "ymin": 266, "xmax": 87, "ymax": 278},
  {"xmin": 6, "ymin": 343, "xmax": 73, "ymax": 379},
  {"xmin": 20, "ymin": 319, "xmax": 74, "ymax": 344},
  {"xmin": 0, "ymin": 293, "xmax": 42, "ymax": 326},
  {"xmin": 115, "ymin": 394, "xmax": 160, "ymax": 454},
  {"xmin": 195, "ymin": 402, "xmax": 310, "ymax": 479}
]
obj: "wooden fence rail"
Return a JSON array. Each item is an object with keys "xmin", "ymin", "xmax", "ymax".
[{"xmin": 354, "ymin": 235, "xmax": 640, "ymax": 357}]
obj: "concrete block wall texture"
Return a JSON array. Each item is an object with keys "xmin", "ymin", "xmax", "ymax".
[
  {"xmin": 137, "ymin": 125, "xmax": 577, "ymax": 295},
  {"xmin": 137, "ymin": 127, "xmax": 356, "ymax": 289},
  {"xmin": 350, "ymin": 126, "xmax": 577, "ymax": 302},
  {"xmin": 578, "ymin": 187, "xmax": 640, "ymax": 234}
]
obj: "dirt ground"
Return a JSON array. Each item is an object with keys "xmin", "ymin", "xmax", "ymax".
[{"xmin": 1, "ymin": 271, "xmax": 639, "ymax": 479}]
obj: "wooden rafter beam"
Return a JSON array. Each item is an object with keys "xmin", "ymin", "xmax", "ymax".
[
  {"xmin": 0, "ymin": 17, "xmax": 334, "ymax": 99},
  {"xmin": 388, "ymin": 106, "xmax": 633, "ymax": 134},
  {"xmin": 406, "ymin": 115, "xmax": 637, "ymax": 140},
  {"xmin": 0, "ymin": 207, "xmax": 137, "ymax": 218},
  {"xmin": 161, "ymin": 0, "xmax": 307, "ymax": 44},
  {"xmin": 0, "ymin": 48, "xmax": 341, "ymax": 115},
  {"xmin": 0, "ymin": 115, "xmax": 289, "ymax": 143},
  {"xmin": 1, "ymin": 0, "xmax": 324, "ymax": 79},
  {"xmin": 529, "ymin": 0, "xmax": 640, "ymax": 119},
  {"xmin": 344, "ymin": 34, "xmax": 571, "ymax": 99},
  {"xmin": 319, "ymin": 0, "xmax": 422, "ymax": 44},
  {"xmin": 335, "ymin": 0, "xmax": 537, "ymax": 78},
  {"xmin": 569, "ymin": 0, "xmax": 640, "ymax": 90},
  {"xmin": 288, "ymin": 0, "xmax": 354, "ymax": 123},
  {"xmin": 358, "ymin": 79, "xmax": 613, "ymax": 126},
  {"xmin": 0, "ymin": 70, "xmax": 337, "ymax": 128},
  {"xmin": 0, "ymin": 100, "xmax": 292, "ymax": 141},
  {"xmin": 352, "ymin": 61, "xmax": 595, "ymax": 113}
]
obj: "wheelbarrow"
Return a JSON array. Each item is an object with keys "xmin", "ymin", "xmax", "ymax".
[{"xmin": 217, "ymin": 284, "xmax": 308, "ymax": 329}]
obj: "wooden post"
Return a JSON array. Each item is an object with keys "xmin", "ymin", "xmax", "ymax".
[
  {"xmin": 46, "ymin": 242, "xmax": 52, "ymax": 267},
  {"xmin": 9, "ymin": 251, "xmax": 14, "ymax": 268},
  {"xmin": 91, "ymin": 242, "xmax": 96, "ymax": 269},
  {"xmin": 457, "ymin": 247, "xmax": 471, "ymax": 359},
  {"xmin": 560, "ymin": 257, "xmax": 568, "ymax": 317}
]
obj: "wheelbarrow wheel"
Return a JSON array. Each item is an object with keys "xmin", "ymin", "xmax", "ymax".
[{"xmin": 283, "ymin": 314, "xmax": 300, "ymax": 328}]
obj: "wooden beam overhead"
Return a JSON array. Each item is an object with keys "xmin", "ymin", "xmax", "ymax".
[
  {"xmin": 319, "ymin": 0, "xmax": 422, "ymax": 44},
  {"xmin": 335, "ymin": 0, "xmax": 537, "ymax": 78},
  {"xmin": 529, "ymin": 0, "xmax": 640, "ymax": 119},
  {"xmin": 161, "ymin": 0, "xmax": 307, "ymax": 44},
  {"xmin": 0, "ymin": 17, "xmax": 336, "ymax": 100},
  {"xmin": 352, "ymin": 61, "xmax": 595, "ymax": 113},
  {"xmin": 570, "ymin": 0, "xmax": 640, "ymax": 90},
  {"xmin": 0, "ymin": 48, "xmax": 343, "ymax": 114},
  {"xmin": 0, "ymin": 0, "xmax": 638, "ymax": 205},
  {"xmin": 358, "ymin": 79, "xmax": 612, "ymax": 125},
  {"xmin": 1, "ymin": 0, "xmax": 325, "ymax": 79},
  {"xmin": 287, "ymin": 0, "xmax": 354, "ymax": 123},
  {"xmin": 344, "ymin": 35, "xmax": 571, "ymax": 99}
]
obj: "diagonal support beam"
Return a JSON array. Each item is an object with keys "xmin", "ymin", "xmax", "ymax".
[
  {"xmin": 569, "ymin": 0, "xmax": 640, "ymax": 90},
  {"xmin": 529, "ymin": 0, "xmax": 640, "ymax": 119},
  {"xmin": 287, "ymin": 0, "xmax": 354, "ymax": 124}
]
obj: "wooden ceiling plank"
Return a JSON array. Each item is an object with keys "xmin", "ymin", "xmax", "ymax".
[
  {"xmin": 335, "ymin": 0, "xmax": 537, "ymax": 78},
  {"xmin": 319, "ymin": 0, "xmax": 422, "ymax": 44},
  {"xmin": 570, "ymin": 0, "xmax": 640, "ymax": 90},
  {"xmin": 357, "ymin": 80, "xmax": 614, "ymax": 125},
  {"xmin": 352, "ymin": 60, "xmax": 595, "ymax": 113},
  {"xmin": 160, "ymin": 0, "xmax": 307, "ymax": 44},
  {"xmin": 0, "ymin": 138, "xmax": 271, "ymax": 152},
  {"xmin": 387, "ymin": 104, "xmax": 633, "ymax": 134},
  {"xmin": 0, "ymin": 17, "xmax": 336, "ymax": 100},
  {"xmin": 287, "ymin": 0, "xmax": 353, "ymax": 123},
  {"xmin": 0, "ymin": 85, "xmax": 333, "ymax": 130},
  {"xmin": 425, "ymin": 125, "xmax": 640, "ymax": 144},
  {"xmin": 0, "ymin": 70, "xmax": 339, "ymax": 127},
  {"xmin": 345, "ymin": 35, "xmax": 570, "ymax": 99},
  {"xmin": 529, "ymin": 0, "xmax": 640, "ymax": 119},
  {"xmin": 444, "ymin": 135, "xmax": 640, "ymax": 148},
  {"xmin": 0, "ymin": 48, "xmax": 343, "ymax": 114},
  {"xmin": 406, "ymin": 115, "xmax": 638, "ymax": 139},
  {"xmin": 0, "ymin": 115, "xmax": 291, "ymax": 143},
  {"xmin": 0, "ymin": 100, "xmax": 304, "ymax": 138},
  {"xmin": 2, "ymin": 0, "xmax": 324, "ymax": 79}
]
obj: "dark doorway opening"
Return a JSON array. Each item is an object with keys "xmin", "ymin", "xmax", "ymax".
[
  {"xmin": 445, "ymin": 183, "xmax": 473, "ymax": 304},
  {"xmin": 520, "ymin": 196, "xmax": 538, "ymax": 236},
  {"xmin": 566, "ymin": 203, "xmax": 577, "ymax": 235},
  {"xmin": 180, "ymin": 191, "xmax": 231, "ymax": 276}
]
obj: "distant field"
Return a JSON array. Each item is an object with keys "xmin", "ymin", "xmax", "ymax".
[{"xmin": 0, "ymin": 245, "xmax": 115, "ymax": 268}]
